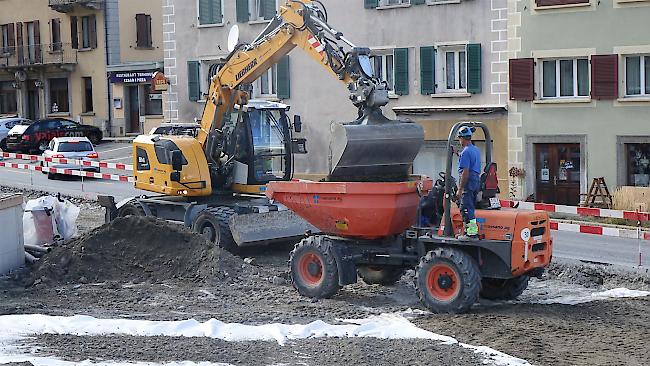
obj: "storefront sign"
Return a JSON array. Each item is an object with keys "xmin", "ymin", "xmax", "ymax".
[
  {"xmin": 151, "ymin": 71, "xmax": 169, "ymax": 91},
  {"xmin": 110, "ymin": 71, "xmax": 155, "ymax": 84}
]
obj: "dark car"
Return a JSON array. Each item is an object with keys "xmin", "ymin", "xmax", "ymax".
[{"xmin": 6, "ymin": 118, "xmax": 103, "ymax": 154}]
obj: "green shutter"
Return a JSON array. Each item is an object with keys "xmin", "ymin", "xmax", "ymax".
[
  {"xmin": 277, "ymin": 56, "xmax": 290, "ymax": 99},
  {"xmin": 188, "ymin": 61, "xmax": 201, "ymax": 101},
  {"xmin": 236, "ymin": 0, "xmax": 249, "ymax": 22},
  {"xmin": 263, "ymin": 0, "xmax": 276, "ymax": 20},
  {"xmin": 467, "ymin": 43, "xmax": 482, "ymax": 94},
  {"xmin": 412, "ymin": 0, "xmax": 426, "ymax": 4},
  {"xmin": 364, "ymin": 0, "xmax": 379, "ymax": 9},
  {"xmin": 394, "ymin": 48, "xmax": 409, "ymax": 96},
  {"xmin": 199, "ymin": 0, "xmax": 211, "ymax": 25},
  {"xmin": 212, "ymin": 0, "xmax": 223, "ymax": 24},
  {"xmin": 420, "ymin": 46, "xmax": 435, "ymax": 95}
]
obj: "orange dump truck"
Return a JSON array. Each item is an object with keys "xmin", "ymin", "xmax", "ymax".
[{"xmin": 267, "ymin": 122, "xmax": 553, "ymax": 314}]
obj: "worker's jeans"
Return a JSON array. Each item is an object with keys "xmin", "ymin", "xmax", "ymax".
[{"xmin": 460, "ymin": 174, "xmax": 480, "ymax": 236}]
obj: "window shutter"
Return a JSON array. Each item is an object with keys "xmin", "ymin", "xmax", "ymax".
[
  {"xmin": 188, "ymin": 61, "xmax": 201, "ymax": 101},
  {"xmin": 89, "ymin": 14, "xmax": 97, "ymax": 49},
  {"xmin": 509, "ymin": 58, "xmax": 535, "ymax": 101},
  {"xmin": 213, "ymin": 0, "xmax": 223, "ymax": 24},
  {"xmin": 7, "ymin": 23, "xmax": 15, "ymax": 55},
  {"xmin": 536, "ymin": 0, "xmax": 589, "ymax": 6},
  {"xmin": 466, "ymin": 43, "xmax": 482, "ymax": 94},
  {"xmin": 136, "ymin": 14, "xmax": 146, "ymax": 47},
  {"xmin": 277, "ymin": 55, "xmax": 291, "ymax": 99},
  {"xmin": 412, "ymin": 0, "xmax": 426, "ymax": 4},
  {"xmin": 591, "ymin": 54, "xmax": 618, "ymax": 100},
  {"xmin": 236, "ymin": 0, "xmax": 249, "ymax": 22},
  {"xmin": 420, "ymin": 46, "xmax": 435, "ymax": 95},
  {"xmin": 70, "ymin": 16, "xmax": 78, "ymax": 49},
  {"xmin": 263, "ymin": 0, "xmax": 276, "ymax": 20},
  {"xmin": 33, "ymin": 20, "xmax": 41, "ymax": 63},
  {"xmin": 147, "ymin": 15, "xmax": 152, "ymax": 47},
  {"xmin": 394, "ymin": 48, "xmax": 409, "ymax": 96},
  {"xmin": 15, "ymin": 22, "xmax": 23, "ymax": 63},
  {"xmin": 364, "ymin": 0, "xmax": 379, "ymax": 9},
  {"xmin": 199, "ymin": 0, "xmax": 211, "ymax": 24}
]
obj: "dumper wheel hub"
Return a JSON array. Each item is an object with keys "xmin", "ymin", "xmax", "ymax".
[
  {"xmin": 299, "ymin": 253, "xmax": 323, "ymax": 285},
  {"xmin": 427, "ymin": 264, "xmax": 459, "ymax": 302}
]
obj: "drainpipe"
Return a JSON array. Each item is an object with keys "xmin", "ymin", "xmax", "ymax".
[{"xmin": 104, "ymin": 7, "xmax": 113, "ymax": 137}]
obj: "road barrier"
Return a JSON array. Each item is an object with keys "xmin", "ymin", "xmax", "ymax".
[
  {"xmin": 500, "ymin": 199, "xmax": 650, "ymax": 223},
  {"xmin": 0, "ymin": 152, "xmax": 133, "ymax": 171},
  {"xmin": 0, "ymin": 161, "xmax": 134, "ymax": 182}
]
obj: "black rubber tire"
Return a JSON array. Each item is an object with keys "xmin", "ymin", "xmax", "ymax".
[
  {"xmin": 0, "ymin": 138, "xmax": 6, "ymax": 151},
  {"xmin": 47, "ymin": 172, "xmax": 56, "ymax": 180},
  {"xmin": 191, "ymin": 206, "xmax": 238, "ymax": 254},
  {"xmin": 289, "ymin": 236, "xmax": 341, "ymax": 299},
  {"xmin": 117, "ymin": 202, "xmax": 146, "ymax": 217},
  {"xmin": 89, "ymin": 133, "xmax": 102, "ymax": 145},
  {"xmin": 357, "ymin": 265, "xmax": 405, "ymax": 286},
  {"xmin": 480, "ymin": 276, "xmax": 530, "ymax": 300},
  {"xmin": 415, "ymin": 247, "xmax": 481, "ymax": 314}
]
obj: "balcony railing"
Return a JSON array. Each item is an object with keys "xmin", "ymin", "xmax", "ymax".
[
  {"xmin": 0, "ymin": 43, "xmax": 78, "ymax": 68},
  {"xmin": 49, "ymin": 0, "xmax": 104, "ymax": 12}
]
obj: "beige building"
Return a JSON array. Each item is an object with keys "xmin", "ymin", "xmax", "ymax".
[{"xmin": 0, "ymin": 0, "xmax": 163, "ymax": 136}]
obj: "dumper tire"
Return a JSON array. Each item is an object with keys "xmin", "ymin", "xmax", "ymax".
[
  {"xmin": 192, "ymin": 206, "xmax": 238, "ymax": 254},
  {"xmin": 480, "ymin": 276, "xmax": 530, "ymax": 301},
  {"xmin": 415, "ymin": 247, "xmax": 481, "ymax": 314},
  {"xmin": 357, "ymin": 265, "xmax": 405, "ymax": 286},
  {"xmin": 289, "ymin": 236, "xmax": 340, "ymax": 299},
  {"xmin": 117, "ymin": 201, "xmax": 146, "ymax": 217}
]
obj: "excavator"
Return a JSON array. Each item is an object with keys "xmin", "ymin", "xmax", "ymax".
[{"xmin": 98, "ymin": 0, "xmax": 424, "ymax": 252}]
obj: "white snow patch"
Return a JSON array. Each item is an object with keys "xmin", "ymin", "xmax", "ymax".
[
  {"xmin": 534, "ymin": 287, "xmax": 650, "ymax": 305},
  {"xmin": 0, "ymin": 313, "xmax": 531, "ymax": 366}
]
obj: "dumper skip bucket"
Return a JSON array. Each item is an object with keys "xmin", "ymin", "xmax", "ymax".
[{"xmin": 266, "ymin": 177, "xmax": 432, "ymax": 240}]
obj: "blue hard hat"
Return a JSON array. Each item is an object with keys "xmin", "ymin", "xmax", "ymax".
[{"xmin": 457, "ymin": 126, "xmax": 473, "ymax": 138}]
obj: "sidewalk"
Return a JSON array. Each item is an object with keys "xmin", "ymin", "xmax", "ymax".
[{"xmin": 102, "ymin": 136, "xmax": 135, "ymax": 144}]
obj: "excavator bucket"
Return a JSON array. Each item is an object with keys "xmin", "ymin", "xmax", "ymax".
[
  {"xmin": 228, "ymin": 209, "xmax": 318, "ymax": 247},
  {"xmin": 328, "ymin": 110, "xmax": 425, "ymax": 182}
]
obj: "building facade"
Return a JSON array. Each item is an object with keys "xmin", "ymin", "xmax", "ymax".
[
  {"xmin": 0, "ymin": 0, "xmax": 163, "ymax": 136},
  {"xmin": 508, "ymin": 0, "xmax": 650, "ymax": 204},
  {"xmin": 163, "ymin": 0, "xmax": 510, "ymax": 183}
]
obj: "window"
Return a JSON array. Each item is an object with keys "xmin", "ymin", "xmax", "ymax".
[
  {"xmin": 439, "ymin": 46, "xmax": 466, "ymax": 92},
  {"xmin": 80, "ymin": 15, "xmax": 97, "ymax": 49},
  {"xmin": 380, "ymin": 0, "xmax": 410, "ymax": 5},
  {"xmin": 248, "ymin": 0, "xmax": 277, "ymax": 21},
  {"xmin": 49, "ymin": 78, "xmax": 69, "ymax": 113},
  {"xmin": 144, "ymin": 84, "xmax": 163, "ymax": 115},
  {"xmin": 625, "ymin": 55, "xmax": 650, "ymax": 97},
  {"xmin": 371, "ymin": 51, "xmax": 394, "ymax": 91},
  {"xmin": 535, "ymin": 0, "xmax": 589, "ymax": 6},
  {"xmin": 198, "ymin": 0, "xmax": 224, "ymax": 25},
  {"xmin": 58, "ymin": 141, "xmax": 93, "ymax": 152},
  {"xmin": 1, "ymin": 24, "xmax": 10, "ymax": 54},
  {"xmin": 83, "ymin": 77, "xmax": 93, "ymax": 113},
  {"xmin": 626, "ymin": 144, "xmax": 650, "ymax": 187},
  {"xmin": 0, "ymin": 81, "xmax": 17, "ymax": 114},
  {"xmin": 541, "ymin": 58, "xmax": 589, "ymax": 98},
  {"xmin": 136, "ymin": 14, "xmax": 152, "ymax": 48},
  {"xmin": 200, "ymin": 60, "xmax": 224, "ymax": 98},
  {"xmin": 257, "ymin": 64, "xmax": 277, "ymax": 96},
  {"xmin": 51, "ymin": 19, "xmax": 61, "ymax": 52}
]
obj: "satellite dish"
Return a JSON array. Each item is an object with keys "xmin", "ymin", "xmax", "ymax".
[
  {"xmin": 14, "ymin": 70, "xmax": 27, "ymax": 83},
  {"xmin": 227, "ymin": 25, "xmax": 240, "ymax": 52}
]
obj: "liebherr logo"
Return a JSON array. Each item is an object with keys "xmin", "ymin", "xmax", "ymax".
[{"xmin": 236, "ymin": 59, "xmax": 258, "ymax": 81}]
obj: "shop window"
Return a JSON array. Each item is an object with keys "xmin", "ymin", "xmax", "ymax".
[
  {"xmin": 83, "ymin": 77, "xmax": 93, "ymax": 113},
  {"xmin": 144, "ymin": 84, "xmax": 163, "ymax": 116},
  {"xmin": 627, "ymin": 143, "xmax": 650, "ymax": 187},
  {"xmin": 541, "ymin": 58, "xmax": 589, "ymax": 98},
  {"xmin": 49, "ymin": 78, "xmax": 69, "ymax": 113},
  {"xmin": 0, "ymin": 81, "xmax": 17, "ymax": 114}
]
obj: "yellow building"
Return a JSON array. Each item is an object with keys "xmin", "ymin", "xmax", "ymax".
[{"xmin": 0, "ymin": 0, "xmax": 163, "ymax": 136}]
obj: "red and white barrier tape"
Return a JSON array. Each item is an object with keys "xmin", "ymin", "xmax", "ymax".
[
  {"xmin": 501, "ymin": 199, "xmax": 650, "ymax": 223},
  {"xmin": 0, "ymin": 161, "xmax": 134, "ymax": 183},
  {"xmin": 1, "ymin": 152, "xmax": 133, "ymax": 171},
  {"xmin": 550, "ymin": 220, "xmax": 650, "ymax": 241}
]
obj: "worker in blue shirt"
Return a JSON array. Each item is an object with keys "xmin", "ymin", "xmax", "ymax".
[{"xmin": 456, "ymin": 126, "xmax": 481, "ymax": 241}]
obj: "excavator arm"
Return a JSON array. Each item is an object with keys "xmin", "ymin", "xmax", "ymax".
[{"xmin": 197, "ymin": 0, "xmax": 423, "ymax": 182}]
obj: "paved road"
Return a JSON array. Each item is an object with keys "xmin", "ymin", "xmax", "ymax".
[{"xmin": 553, "ymin": 230, "xmax": 648, "ymax": 268}]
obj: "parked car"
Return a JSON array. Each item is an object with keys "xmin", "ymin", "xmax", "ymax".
[
  {"xmin": 41, "ymin": 137, "xmax": 100, "ymax": 179},
  {"xmin": 6, "ymin": 118, "xmax": 103, "ymax": 154},
  {"xmin": 0, "ymin": 117, "xmax": 31, "ymax": 151},
  {"xmin": 149, "ymin": 122, "xmax": 200, "ymax": 137}
]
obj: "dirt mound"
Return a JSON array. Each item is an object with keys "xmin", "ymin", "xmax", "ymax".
[
  {"xmin": 547, "ymin": 261, "xmax": 650, "ymax": 289},
  {"xmin": 31, "ymin": 216, "xmax": 244, "ymax": 284}
]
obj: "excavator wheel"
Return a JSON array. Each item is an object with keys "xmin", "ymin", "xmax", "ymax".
[
  {"xmin": 192, "ymin": 207, "xmax": 239, "ymax": 254},
  {"xmin": 415, "ymin": 247, "xmax": 481, "ymax": 314},
  {"xmin": 480, "ymin": 276, "xmax": 530, "ymax": 301},
  {"xmin": 118, "ymin": 202, "xmax": 146, "ymax": 217},
  {"xmin": 289, "ymin": 236, "xmax": 340, "ymax": 299},
  {"xmin": 357, "ymin": 265, "xmax": 405, "ymax": 286}
]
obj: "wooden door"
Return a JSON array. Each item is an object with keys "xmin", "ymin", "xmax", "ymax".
[
  {"xmin": 126, "ymin": 86, "xmax": 140, "ymax": 133},
  {"xmin": 535, "ymin": 143, "xmax": 581, "ymax": 205}
]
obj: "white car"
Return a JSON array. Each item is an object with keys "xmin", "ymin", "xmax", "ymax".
[
  {"xmin": 0, "ymin": 117, "xmax": 31, "ymax": 151},
  {"xmin": 42, "ymin": 137, "xmax": 100, "ymax": 179}
]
